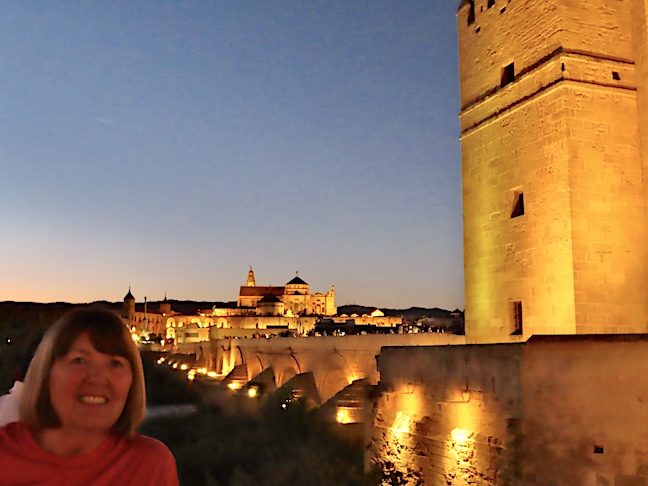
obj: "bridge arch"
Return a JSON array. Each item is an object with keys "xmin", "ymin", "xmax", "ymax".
[
  {"xmin": 278, "ymin": 366, "xmax": 299, "ymax": 387},
  {"xmin": 317, "ymin": 367, "xmax": 353, "ymax": 404},
  {"xmin": 289, "ymin": 353, "xmax": 302, "ymax": 374},
  {"xmin": 245, "ymin": 354, "xmax": 266, "ymax": 380},
  {"xmin": 236, "ymin": 346, "xmax": 245, "ymax": 366}
]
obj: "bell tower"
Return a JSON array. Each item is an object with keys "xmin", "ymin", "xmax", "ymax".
[
  {"xmin": 457, "ymin": 0, "xmax": 648, "ymax": 342},
  {"xmin": 122, "ymin": 287, "xmax": 135, "ymax": 322},
  {"xmin": 246, "ymin": 266, "xmax": 256, "ymax": 287}
]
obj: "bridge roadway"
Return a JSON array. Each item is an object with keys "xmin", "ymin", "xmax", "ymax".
[{"xmin": 175, "ymin": 332, "xmax": 465, "ymax": 406}]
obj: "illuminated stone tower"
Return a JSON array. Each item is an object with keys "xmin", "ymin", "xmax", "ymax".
[
  {"xmin": 457, "ymin": 0, "xmax": 648, "ymax": 342},
  {"xmin": 122, "ymin": 287, "xmax": 135, "ymax": 321},
  {"xmin": 246, "ymin": 266, "xmax": 256, "ymax": 287}
]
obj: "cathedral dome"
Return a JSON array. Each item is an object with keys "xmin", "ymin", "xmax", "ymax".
[{"xmin": 286, "ymin": 272, "xmax": 308, "ymax": 286}]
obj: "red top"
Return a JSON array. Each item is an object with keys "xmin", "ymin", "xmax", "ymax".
[{"xmin": 0, "ymin": 421, "xmax": 179, "ymax": 485}]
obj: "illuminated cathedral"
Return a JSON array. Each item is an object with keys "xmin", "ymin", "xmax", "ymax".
[{"xmin": 122, "ymin": 268, "xmax": 336, "ymax": 342}]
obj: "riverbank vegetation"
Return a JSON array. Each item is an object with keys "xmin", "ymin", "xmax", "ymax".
[{"xmin": 141, "ymin": 403, "xmax": 372, "ymax": 486}]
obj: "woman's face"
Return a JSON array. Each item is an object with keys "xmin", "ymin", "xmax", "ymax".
[{"xmin": 48, "ymin": 332, "xmax": 133, "ymax": 434}]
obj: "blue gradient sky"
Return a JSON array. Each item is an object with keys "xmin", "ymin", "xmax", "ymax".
[{"xmin": 0, "ymin": 1, "xmax": 463, "ymax": 310}]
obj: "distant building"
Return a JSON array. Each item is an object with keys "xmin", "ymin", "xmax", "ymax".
[
  {"xmin": 122, "ymin": 268, "xmax": 338, "ymax": 343},
  {"xmin": 325, "ymin": 308, "xmax": 402, "ymax": 328},
  {"xmin": 121, "ymin": 288, "xmax": 169, "ymax": 340},
  {"xmin": 237, "ymin": 267, "xmax": 336, "ymax": 317}
]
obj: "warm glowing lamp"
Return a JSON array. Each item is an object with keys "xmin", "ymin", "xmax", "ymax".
[
  {"xmin": 335, "ymin": 408, "xmax": 352, "ymax": 424},
  {"xmin": 451, "ymin": 428, "xmax": 473, "ymax": 444}
]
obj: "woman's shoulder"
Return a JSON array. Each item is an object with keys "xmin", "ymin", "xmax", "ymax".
[
  {"xmin": 126, "ymin": 433, "xmax": 174, "ymax": 458},
  {"xmin": 0, "ymin": 421, "xmax": 28, "ymax": 444},
  {"xmin": 122, "ymin": 433, "xmax": 178, "ymax": 483},
  {"xmin": 0, "ymin": 422, "xmax": 36, "ymax": 458}
]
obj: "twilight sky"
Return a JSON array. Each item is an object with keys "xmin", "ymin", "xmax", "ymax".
[{"xmin": 0, "ymin": 1, "xmax": 463, "ymax": 310}]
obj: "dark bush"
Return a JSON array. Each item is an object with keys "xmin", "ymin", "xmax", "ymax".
[
  {"xmin": 141, "ymin": 353, "xmax": 199, "ymax": 405},
  {"xmin": 140, "ymin": 404, "xmax": 374, "ymax": 486}
]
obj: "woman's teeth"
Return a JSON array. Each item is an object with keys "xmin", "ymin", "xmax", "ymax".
[{"xmin": 79, "ymin": 395, "xmax": 107, "ymax": 405}]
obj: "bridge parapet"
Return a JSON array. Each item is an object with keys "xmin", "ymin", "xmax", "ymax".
[{"xmin": 184, "ymin": 333, "xmax": 465, "ymax": 404}]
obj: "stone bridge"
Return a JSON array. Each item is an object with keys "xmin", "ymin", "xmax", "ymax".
[{"xmin": 173, "ymin": 333, "xmax": 465, "ymax": 418}]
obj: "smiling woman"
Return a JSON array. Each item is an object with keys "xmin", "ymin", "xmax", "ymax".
[{"xmin": 0, "ymin": 308, "xmax": 179, "ymax": 485}]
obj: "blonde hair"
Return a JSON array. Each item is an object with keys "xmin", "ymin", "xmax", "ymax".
[{"xmin": 20, "ymin": 307, "xmax": 146, "ymax": 435}]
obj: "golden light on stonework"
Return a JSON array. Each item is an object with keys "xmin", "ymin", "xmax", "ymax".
[
  {"xmin": 449, "ymin": 427, "xmax": 476, "ymax": 472},
  {"xmin": 247, "ymin": 385, "xmax": 259, "ymax": 398},
  {"xmin": 228, "ymin": 382, "xmax": 241, "ymax": 390},
  {"xmin": 379, "ymin": 387, "xmax": 423, "ymax": 470},
  {"xmin": 345, "ymin": 372, "xmax": 359, "ymax": 385},
  {"xmin": 207, "ymin": 371, "xmax": 218, "ymax": 378},
  {"xmin": 394, "ymin": 390, "xmax": 421, "ymax": 433},
  {"xmin": 452, "ymin": 399, "xmax": 477, "ymax": 435},
  {"xmin": 180, "ymin": 364, "xmax": 188, "ymax": 371},
  {"xmin": 197, "ymin": 367, "xmax": 207, "ymax": 374},
  {"xmin": 391, "ymin": 410, "xmax": 412, "ymax": 436},
  {"xmin": 451, "ymin": 428, "xmax": 473, "ymax": 444},
  {"xmin": 335, "ymin": 407, "xmax": 353, "ymax": 424},
  {"xmin": 187, "ymin": 370, "xmax": 196, "ymax": 381}
]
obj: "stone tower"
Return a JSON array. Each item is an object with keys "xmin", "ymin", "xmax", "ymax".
[
  {"xmin": 246, "ymin": 266, "xmax": 256, "ymax": 287},
  {"xmin": 122, "ymin": 287, "xmax": 135, "ymax": 321},
  {"xmin": 457, "ymin": 0, "xmax": 648, "ymax": 343}
]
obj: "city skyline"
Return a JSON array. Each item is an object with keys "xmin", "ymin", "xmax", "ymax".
[{"xmin": 1, "ymin": 1, "xmax": 464, "ymax": 310}]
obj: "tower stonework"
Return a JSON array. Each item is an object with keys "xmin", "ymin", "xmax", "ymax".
[{"xmin": 458, "ymin": 0, "xmax": 648, "ymax": 342}]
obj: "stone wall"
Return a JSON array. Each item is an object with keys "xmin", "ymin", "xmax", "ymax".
[
  {"xmin": 631, "ymin": 0, "xmax": 648, "ymax": 264},
  {"xmin": 367, "ymin": 335, "xmax": 648, "ymax": 485}
]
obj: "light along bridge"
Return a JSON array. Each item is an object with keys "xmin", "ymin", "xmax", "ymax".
[{"xmin": 162, "ymin": 333, "xmax": 465, "ymax": 423}]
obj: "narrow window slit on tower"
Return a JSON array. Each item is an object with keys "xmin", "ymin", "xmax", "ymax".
[
  {"xmin": 561, "ymin": 63, "xmax": 565, "ymax": 72},
  {"xmin": 612, "ymin": 71, "xmax": 620, "ymax": 80},
  {"xmin": 488, "ymin": 0, "xmax": 495, "ymax": 8},
  {"xmin": 467, "ymin": 0, "xmax": 476, "ymax": 25},
  {"xmin": 501, "ymin": 63, "xmax": 515, "ymax": 88},
  {"xmin": 511, "ymin": 192, "xmax": 524, "ymax": 218},
  {"xmin": 511, "ymin": 301, "xmax": 523, "ymax": 335},
  {"xmin": 500, "ymin": 7, "xmax": 506, "ymax": 13},
  {"xmin": 476, "ymin": 27, "xmax": 481, "ymax": 33},
  {"xmin": 594, "ymin": 444, "xmax": 604, "ymax": 454}
]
